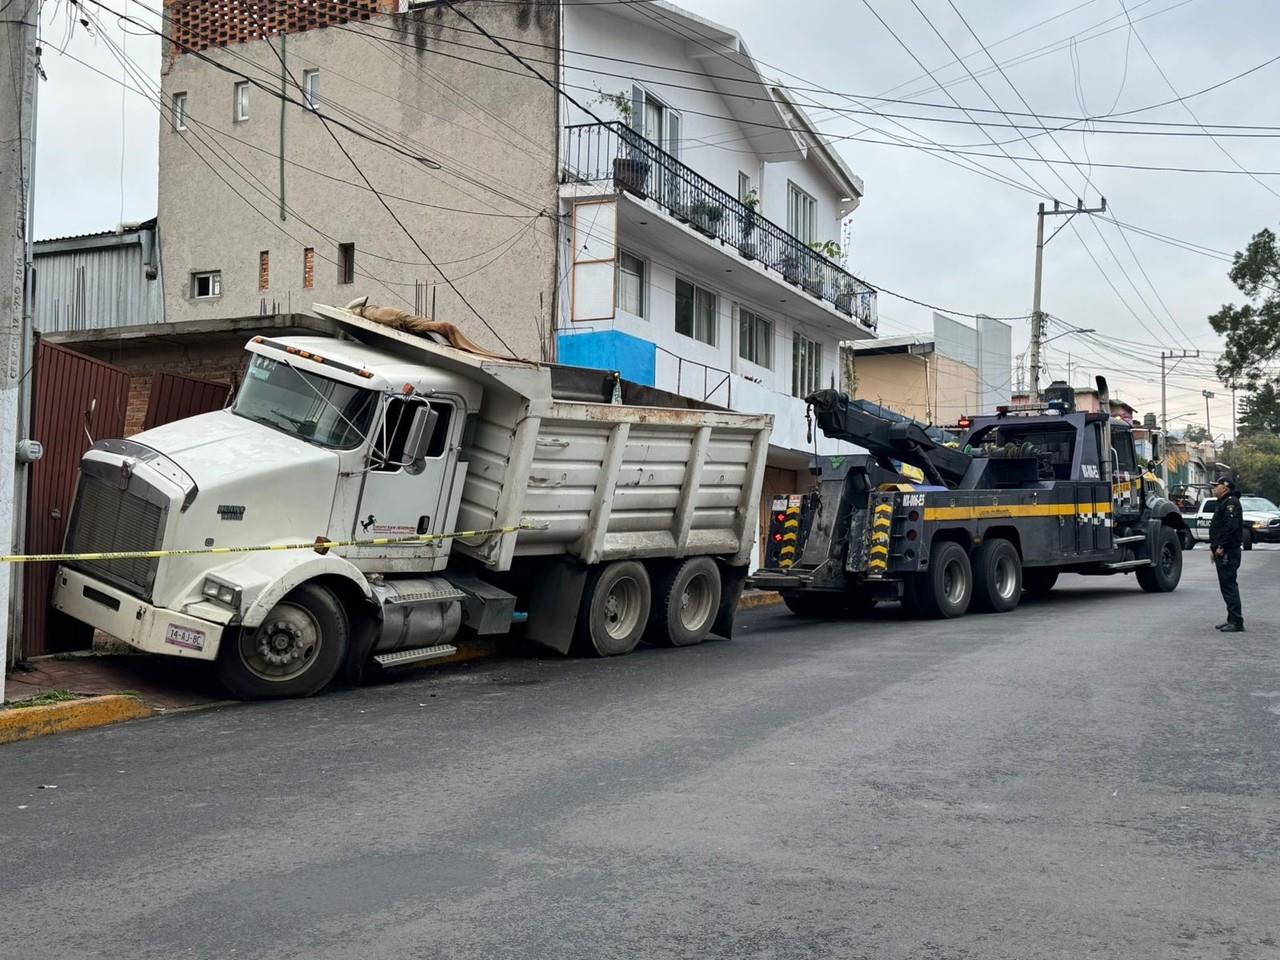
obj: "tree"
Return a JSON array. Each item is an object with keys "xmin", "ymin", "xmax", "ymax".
[
  {"xmin": 1182, "ymin": 423, "xmax": 1210, "ymax": 443},
  {"xmin": 1229, "ymin": 434, "xmax": 1280, "ymax": 503},
  {"xmin": 1239, "ymin": 382, "xmax": 1280, "ymax": 437},
  {"xmin": 1210, "ymin": 226, "xmax": 1280, "ymax": 389}
]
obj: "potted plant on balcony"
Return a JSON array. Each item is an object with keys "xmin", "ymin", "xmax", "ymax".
[
  {"xmin": 688, "ymin": 199, "xmax": 725, "ymax": 237},
  {"xmin": 834, "ymin": 279, "xmax": 858, "ymax": 317},
  {"xmin": 804, "ymin": 240, "xmax": 843, "ymax": 299},
  {"xmin": 595, "ymin": 88, "xmax": 651, "ymax": 198},
  {"xmin": 738, "ymin": 188, "xmax": 760, "ymax": 260}
]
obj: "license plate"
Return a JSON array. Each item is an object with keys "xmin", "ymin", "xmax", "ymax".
[{"xmin": 165, "ymin": 624, "xmax": 205, "ymax": 651}]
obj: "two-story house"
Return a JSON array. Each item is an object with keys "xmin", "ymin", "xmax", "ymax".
[{"xmin": 556, "ymin": 0, "xmax": 878, "ymax": 509}]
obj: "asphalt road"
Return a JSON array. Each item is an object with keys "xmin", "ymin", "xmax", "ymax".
[{"xmin": 3, "ymin": 549, "xmax": 1279, "ymax": 960}]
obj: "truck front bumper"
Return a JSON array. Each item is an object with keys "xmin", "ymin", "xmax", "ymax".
[{"xmin": 51, "ymin": 567, "xmax": 224, "ymax": 661}]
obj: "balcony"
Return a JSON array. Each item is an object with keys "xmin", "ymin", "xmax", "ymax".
[{"xmin": 563, "ymin": 122, "xmax": 877, "ymax": 333}]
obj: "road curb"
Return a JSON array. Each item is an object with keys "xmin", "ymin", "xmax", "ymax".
[
  {"xmin": 0, "ymin": 694, "xmax": 152, "ymax": 745},
  {"xmin": 738, "ymin": 590, "xmax": 782, "ymax": 610}
]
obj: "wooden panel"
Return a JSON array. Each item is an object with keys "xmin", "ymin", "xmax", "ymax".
[
  {"xmin": 24, "ymin": 341, "xmax": 131, "ymax": 656},
  {"xmin": 142, "ymin": 371, "xmax": 230, "ymax": 432}
]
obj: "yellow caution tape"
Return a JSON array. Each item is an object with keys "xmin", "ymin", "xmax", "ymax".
[{"xmin": 0, "ymin": 523, "xmax": 535, "ymax": 565}]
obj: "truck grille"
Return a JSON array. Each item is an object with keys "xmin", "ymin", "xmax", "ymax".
[{"xmin": 66, "ymin": 474, "xmax": 165, "ymax": 598}]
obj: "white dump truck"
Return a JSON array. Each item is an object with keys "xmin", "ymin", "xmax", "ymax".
[{"xmin": 51, "ymin": 304, "xmax": 772, "ymax": 699}]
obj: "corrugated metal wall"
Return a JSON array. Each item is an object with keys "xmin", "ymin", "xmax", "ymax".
[
  {"xmin": 25, "ymin": 341, "xmax": 131, "ymax": 656},
  {"xmin": 143, "ymin": 372, "xmax": 230, "ymax": 431},
  {"xmin": 33, "ymin": 237, "xmax": 165, "ymax": 333}
]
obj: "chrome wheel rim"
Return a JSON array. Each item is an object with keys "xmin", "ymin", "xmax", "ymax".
[
  {"xmin": 603, "ymin": 576, "xmax": 643, "ymax": 640},
  {"xmin": 943, "ymin": 558, "xmax": 968, "ymax": 605},
  {"xmin": 240, "ymin": 601, "xmax": 321, "ymax": 682},
  {"xmin": 993, "ymin": 555, "xmax": 1018, "ymax": 600},
  {"xmin": 678, "ymin": 572, "xmax": 715, "ymax": 632}
]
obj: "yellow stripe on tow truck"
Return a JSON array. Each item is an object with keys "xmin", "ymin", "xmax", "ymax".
[{"xmin": 922, "ymin": 502, "xmax": 1112, "ymax": 521}]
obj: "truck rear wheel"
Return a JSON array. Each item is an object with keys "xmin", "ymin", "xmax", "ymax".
[
  {"xmin": 575, "ymin": 561, "xmax": 651, "ymax": 657},
  {"xmin": 650, "ymin": 557, "xmax": 721, "ymax": 647},
  {"xmin": 1136, "ymin": 526, "xmax": 1182, "ymax": 593},
  {"xmin": 1022, "ymin": 568, "xmax": 1059, "ymax": 595},
  {"xmin": 216, "ymin": 583, "xmax": 348, "ymax": 700},
  {"xmin": 972, "ymin": 539, "xmax": 1021, "ymax": 613},
  {"xmin": 914, "ymin": 541, "xmax": 972, "ymax": 619},
  {"xmin": 782, "ymin": 592, "xmax": 847, "ymax": 618}
]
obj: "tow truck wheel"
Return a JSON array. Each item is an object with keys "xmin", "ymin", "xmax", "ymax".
[
  {"xmin": 575, "ymin": 561, "xmax": 651, "ymax": 657},
  {"xmin": 782, "ymin": 592, "xmax": 848, "ymax": 618},
  {"xmin": 972, "ymin": 539, "xmax": 1022, "ymax": 613},
  {"xmin": 1179, "ymin": 529, "xmax": 1195, "ymax": 550},
  {"xmin": 649, "ymin": 557, "xmax": 721, "ymax": 647},
  {"xmin": 216, "ymin": 583, "xmax": 349, "ymax": 700},
  {"xmin": 1136, "ymin": 526, "xmax": 1183, "ymax": 593},
  {"xmin": 914, "ymin": 541, "xmax": 973, "ymax": 619},
  {"xmin": 1022, "ymin": 568, "xmax": 1059, "ymax": 595}
]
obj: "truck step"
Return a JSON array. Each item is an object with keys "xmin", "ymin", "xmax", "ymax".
[
  {"xmin": 1102, "ymin": 559, "xmax": 1152, "ymax": 571},
  {"xmin": 373, "ymin": 644, "xmax": 458, "ymax": 668},
  {"xmin": 1112, "ymin": 534, "xmax": 1145, "ymax": 545},
  {"xmin": 382, "ymin": 587, "xmax": 467, "ymax": 606}
]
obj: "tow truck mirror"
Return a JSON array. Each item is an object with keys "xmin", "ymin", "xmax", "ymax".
[{"xmin": 405, "ymin": 404, "xmax": 440, "ymax": 463}]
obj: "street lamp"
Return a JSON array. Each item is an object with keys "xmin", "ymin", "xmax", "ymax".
[
  {"xmin": 1036, "ymin": 327, "xmax": 1096, "ymax": 389},
  {"xmin": 1202, "ymin": 389, "xmax": 1215, "ymax": 442}
]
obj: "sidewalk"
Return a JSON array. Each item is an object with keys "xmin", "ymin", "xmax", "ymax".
[{"xmin": 6, "ymin": 653, "xmax": 228, "ymax": 713}]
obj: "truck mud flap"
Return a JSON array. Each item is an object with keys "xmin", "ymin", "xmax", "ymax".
[
  {"xmin": 712, "ymin": 564, "xmax": 749, "ymax": 639},
  {"xmin": 525, "ymin": 559, "xmax": 589, "ymax": 655}
]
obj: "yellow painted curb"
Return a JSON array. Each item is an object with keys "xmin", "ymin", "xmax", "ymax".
[
  {"xmin": 0, "ymin": 695, "xmax": 152, "ymax": 745},
  {"xmin": 737, "ymin": 591, "xmax": 783, "ymax": 610}
]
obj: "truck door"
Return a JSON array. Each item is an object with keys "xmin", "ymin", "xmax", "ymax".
[
  {"xmin": 356, "ymin": 396, "xmax": 457, "ymax": 542},
  {"xmin": 1112, "ymin": 430, "xmax": 1141, "ymax": 519}
]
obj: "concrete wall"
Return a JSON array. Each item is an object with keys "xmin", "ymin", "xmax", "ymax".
[
  {"xmin": 853, "ymin": 352, "xmax": 930, "ymax": 422},
  {"xmin": 158, "ymin": 1, "xmax": 560, "ymax": 359}
]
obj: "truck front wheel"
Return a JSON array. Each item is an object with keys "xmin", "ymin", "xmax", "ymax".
[
  {"xmin": 216, "ymin": 583, "xmax": 349, "ymax": 699},
  {"xmin": 913, "ymin": 541, "xmax": 972, "ymax": 619},
  {"xmin": 1136, "ymin": 526, "xmax": 1182, "ymax": 593},
  {"xmin": 650, "ymin": 557, "xmax": 721, "ymax": 647},
  {"xmin": 575, "ymin": 561, "xmax": 651, "ymax": 657},
  {"xmin": 972, "ymin": 539, "xmax": 1022, "ymax": 613}
]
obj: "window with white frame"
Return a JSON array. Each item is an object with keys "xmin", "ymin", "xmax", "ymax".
[
  {"xmin": 738, "ymin": 307, "xmax": 772, "ymax": 369},
  {"xmin": 233, "ymin": 81, "xmax": 249, "ymax": 122},
  {"xmin": 302, "ymin": 69, "xmax": 320, "ymax": 110},
  {"xmin": 675, "ymin": 277, "xmax": 717, "ymax": 345},
  {"xmin": 792, "ymin": 333, "xmax": 822, "ymax": 398},
  {"xmin": 787, "ymin": 181, "xmax": 817, "ymax": 243},
  {"xmin": 738, "ymin": 171, "xmax": 752, "ymax": 202},
  {"xmin": 173, "ymin": 92, "xmax": 188, "ymax": 131},
  {"xmin": 616, "ymin": 249, "xmax": 646, "ymax": 317},
  {"xmin": 191, "ymin": 271, "xmax": 222, "ymax": 300}
]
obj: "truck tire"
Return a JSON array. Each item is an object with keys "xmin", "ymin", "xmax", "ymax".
[
  {"xmin": 1179, "ymin": 529, "xmax": 1195, "ymax": 550},
  {"xmin": 649, "ymin": 557, "xmax": 721, "ymax": 647},
  {"xmin": 1243, "ymin": 528, "xmax": 1253, "ymax": 551},
  {"xmin": 913, "ymin": 541, "xmax": 972, "ymax": 619},
  {"xmin": 1136, "ymin": 526, "xmax": 1182, "ymax": 593},
  {"xmin": 216, "ymin": 582, "xmax": 349, "ymax": 700},
  {"xmin": 782, "ymin": 592, "xmax": 848, "ymax": 618},
  {"xmin": 575, "ymin": 561, "xmax": 651, "ymax": 657},
  {"xmin": 971, "ymin": 539, "xmax": 1022, "ymax": 613},
  {"xmin": 1022, "ymin": 568, "xmax": 1059, "ymax": 595}
]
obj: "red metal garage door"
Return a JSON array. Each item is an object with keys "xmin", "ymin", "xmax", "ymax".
[
  {"xmin": 142, "ymin": 372, "xmax": 231, "ymax": 431},
  {"xmin": 25, "ymin": 341, "xmax": 131, "ymax": 656}
]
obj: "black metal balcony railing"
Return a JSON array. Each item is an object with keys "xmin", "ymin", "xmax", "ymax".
[{"xmin": 563, "ymin": 122, "xmax": 877, "ymax": 331}]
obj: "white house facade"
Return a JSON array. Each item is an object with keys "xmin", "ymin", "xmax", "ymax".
[{"xmin": 556, "ymin": 0, "xmax": 878, "ymax": 508}]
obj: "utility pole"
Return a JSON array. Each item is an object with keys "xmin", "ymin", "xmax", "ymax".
[
  {"xmin": 1160, "ymin": 349, "xmax": 1199, "ymax": 485},
  {"xmin": 1030, "ymin": 197, "xmax": 1106, "ymax": 402},
  {"xmin": 1, "ymin": 0, "xmax": 39, "ymax": 701}
]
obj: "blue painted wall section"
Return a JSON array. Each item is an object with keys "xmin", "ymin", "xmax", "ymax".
[{"xmin": 556, "ymin": 330, "xmax": 656, "ymax": 386}]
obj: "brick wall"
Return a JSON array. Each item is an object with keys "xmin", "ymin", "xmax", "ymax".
[
  {"xmin": 164, "ymin": 0, "xmax": 399, "ymax": 56},
  {"xmin": 107, "ymin": 341, "xmax": 247, "ymax": 436}
]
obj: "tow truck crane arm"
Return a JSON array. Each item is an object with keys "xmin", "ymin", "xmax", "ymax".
[{"xmin": 806, "ymin": 389, "xmax": 972, "ymax": 488}]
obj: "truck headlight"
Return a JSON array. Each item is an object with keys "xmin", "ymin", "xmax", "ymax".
[{"xmin": 201, "ymin": 576, "xmax": 242, "ymax": 609}]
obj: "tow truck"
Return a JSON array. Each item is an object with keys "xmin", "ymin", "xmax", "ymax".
[{"xmin": 750, "ymin": 378, "xmax": 1190, "ymax": 618}]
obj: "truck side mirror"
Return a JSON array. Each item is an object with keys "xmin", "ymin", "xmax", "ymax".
[{"xmin": 404, "ymin": 405, "xmax": 440, "ymax": 463}]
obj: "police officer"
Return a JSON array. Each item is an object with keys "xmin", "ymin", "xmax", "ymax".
[{"xmin": 1209, "ymin": 477, "xmax": 1245, "ymax": 632}]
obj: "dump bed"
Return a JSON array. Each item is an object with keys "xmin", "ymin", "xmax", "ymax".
[{"xmin": 313, "ymin": 304, "xmax": 772, "ymax": 570}]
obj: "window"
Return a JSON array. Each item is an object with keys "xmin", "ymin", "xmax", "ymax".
[
  {"xmin": 738, "ymin": 171, "xmax": 752, "ymax": 202},
  {"xmin": 258, "ymin": 251, "xmax": 270, "ymax": 292},
  {"xmin": 302, "ymin": 247, "xmax": 315, "ymax": 289},
  {"xmin": 792, "ymin": 334, "xmax": 822, "ymax": 398},
  {"xmin": 191, "ymin": 271, "xmax": 222, "ymax": 299},
  {"xmin": 675, "ymin": 277, "xmax": 717, "ymax": 345},
  {"xmin": 372, "ymin": 399, "xmax": 454, "ymax": 472},
  {"xmin": 173, "ymin": 92, "xmax": 188, "ymax": 131},
  {"xmin": 787, "ymin": 181, "xmax": 817, "ymax": 243},
  {"xmin": 338, "ymin": 242, "xmax": 355, "ymax": 284},
  {"xmin": 233, "ymin": 81, "xmax": 249, "ymax": 122},
  {"xmin": 302, "ymin": 69, "xmax": 320, "ymax": 110},
  {"xmin": 616, "ymin": 249, "xmax": 646, "ymax": 317},
  {"xmin": 738, "ymin": 307, "xmax": 772, "ymax": 369}
]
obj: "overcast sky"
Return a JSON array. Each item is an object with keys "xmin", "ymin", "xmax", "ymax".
[{"xmin": 33, "ymin": 0, "xmax": 1280, "ymax": 435}]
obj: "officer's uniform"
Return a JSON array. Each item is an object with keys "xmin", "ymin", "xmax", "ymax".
[{"xmin": 1209, "ymin": 487, "xmax": 1245, "ymax": 630}]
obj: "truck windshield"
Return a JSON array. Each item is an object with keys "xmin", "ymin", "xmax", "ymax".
[{"xmin": 233, "ymin": 354, "xmax": 377, "ymax": 449}]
